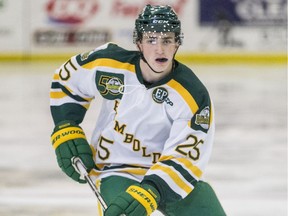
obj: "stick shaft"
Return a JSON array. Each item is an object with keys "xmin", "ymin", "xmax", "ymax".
[{"xmin": 72, "ymin": 157, "xmax": 107, "ymax": 210}]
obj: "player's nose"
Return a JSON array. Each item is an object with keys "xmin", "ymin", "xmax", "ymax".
[{"xmin": 155, "ymin": 42, "xmax": 164, "ymax": 54}]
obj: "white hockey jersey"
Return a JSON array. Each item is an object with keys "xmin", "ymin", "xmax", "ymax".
[{"xmin": 50, "ymin": 43, "xmax": 215, "ymax": 203}]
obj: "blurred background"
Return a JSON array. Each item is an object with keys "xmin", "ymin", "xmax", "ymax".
[{"xmin": 0, "ymin": 0, "xmax": 287, "ymax": 215}]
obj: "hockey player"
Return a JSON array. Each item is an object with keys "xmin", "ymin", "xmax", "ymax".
[{"xmin": 50, "ymin": 4, "xmax": 226, "ymax": 216}]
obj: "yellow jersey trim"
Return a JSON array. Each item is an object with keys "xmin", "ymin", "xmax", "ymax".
[
  {"xmin": 167, "ymin": 79, "xmax": 199, "ymax": 114},
  {"xmin": 150, "ymin": 164, "xmax": 193, "ymax": 194},
  {"xmin": 82, "ymin": 58, "xmax": 136, "ymax": 73},
  {"xmin": 159, "ymin": 155, "xmax": 203, "ymax": 179}
]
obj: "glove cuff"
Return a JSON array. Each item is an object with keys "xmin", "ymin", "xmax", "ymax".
[
  {"xmin": 53, "ymin": 120, "xmax": 78, "ymax": 132},
  {"xmin": 51, "ymin": 120, "xmax": 86, "ymax": 150},
  {"xmin": 126, "ymin": 185, "xmax": 159, "ymax": 215}
]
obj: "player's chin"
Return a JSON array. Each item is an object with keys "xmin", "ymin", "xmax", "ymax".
[{"xmin": 151, "ymin": 65, "xmax": 166, "ymax": 73}]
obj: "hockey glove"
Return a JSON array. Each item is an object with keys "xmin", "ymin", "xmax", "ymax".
[
  {"xmin": 104, "ymin": 184, "xmax": 160, "ymax": 216},
  {"xmin": 51, "ymin": 120, "xmax": 96, "ymax": 183}
]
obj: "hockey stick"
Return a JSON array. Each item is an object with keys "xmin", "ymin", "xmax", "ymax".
[
  {"xmin": 72, "ymin": 157, "xmax": 126, "ymax": 216},
  {"xmin": 72, "ymin": 156, "xmax": 108, "ymax": 210}
]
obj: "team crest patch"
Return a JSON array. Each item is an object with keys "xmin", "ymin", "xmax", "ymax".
[
  {"xmin": 96, "ymin": 71, "xmax": 124, "ymax": 100},
  {"xmin": 152, "ymin": 87, "xmax": 173, "ymax": 106},
  {"xmin": 195, "ymin": 106, "xmax": 210, "ymax": 130}
]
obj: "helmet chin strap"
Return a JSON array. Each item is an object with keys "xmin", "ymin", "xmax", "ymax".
[
  {"xmin": 136, "ymin": 44, "xmax": 162, "ymax": 73},
  {"xmin": 141, "ymin": 53, "xmax": 163, "ymax": 73},
  {"xmin": 137, "ymin": 44, "xmax": 179, "ymax": 74}
]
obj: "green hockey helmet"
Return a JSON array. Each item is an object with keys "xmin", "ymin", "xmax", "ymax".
[{"xmin": 134, "ymin": 4, "xmax": 183, "ymax": 45}]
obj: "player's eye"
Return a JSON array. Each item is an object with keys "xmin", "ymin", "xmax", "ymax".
[
  {"xmin": 147, "ymin": 38, "xmax": 157, "ymax": 45},
  {"xmin": 162, "ymin": 39, "xmax": 173, "ymax": 45}
]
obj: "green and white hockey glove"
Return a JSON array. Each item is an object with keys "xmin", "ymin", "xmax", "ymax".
[
  {"xmin": 51, "ymin": 120, "xmax": 96, "ymax": 183},
  {"xmin": 104, "ymin": 184, "xmax": 160, "ymax": 216}
]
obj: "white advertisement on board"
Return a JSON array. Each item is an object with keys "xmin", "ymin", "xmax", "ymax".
[
  {"xmin": 0, "ymin": 0, "xmax": 286, "ymax": 56},
  {"xmin": 0, "ymin": 0, "xmax": 25, "ymax": 53}
]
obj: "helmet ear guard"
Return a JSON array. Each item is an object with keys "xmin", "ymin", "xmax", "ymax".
[{"xmin": 133, "ymin": 4, "xmax": 184, "ymax": 45}]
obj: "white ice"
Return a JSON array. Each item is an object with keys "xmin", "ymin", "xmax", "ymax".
[{"xmin": 0, "ymin": 62, "xmax": 286, "ymax": 216}]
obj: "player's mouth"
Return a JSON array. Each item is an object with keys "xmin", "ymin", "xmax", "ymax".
[{"xmin": 155, "ymin": 58, "xmax": 168, "ymax": 63}]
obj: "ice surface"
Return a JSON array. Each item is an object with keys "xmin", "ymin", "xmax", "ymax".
[{"xmin": 0, "ymin": 62, "xmax": 286, "ymax": 216}]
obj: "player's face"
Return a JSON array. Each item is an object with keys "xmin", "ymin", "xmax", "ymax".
[{"xmin": 138, "ymin": 32, "xmax": 179, "ymax": 74}]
